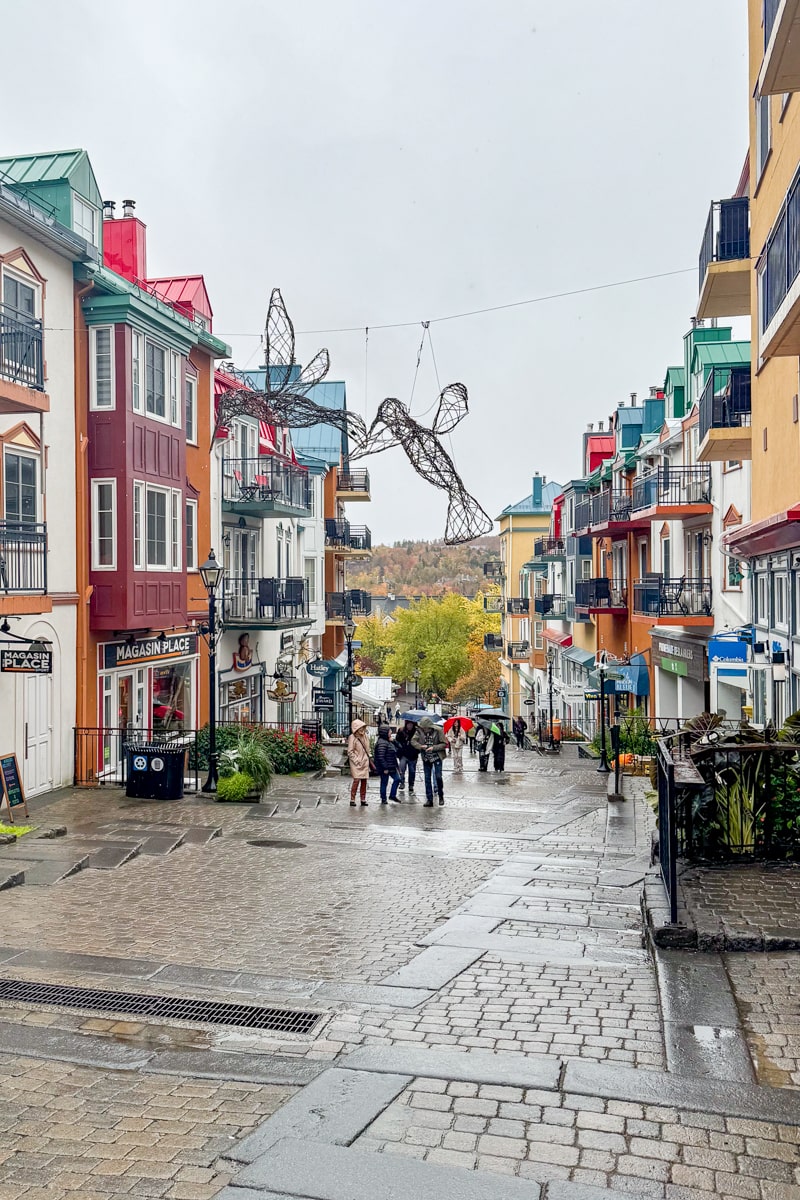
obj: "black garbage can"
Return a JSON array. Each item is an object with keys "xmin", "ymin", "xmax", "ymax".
[{"xmin": 125, "ymin": 743, "xmax": 186, "ymax": 800}]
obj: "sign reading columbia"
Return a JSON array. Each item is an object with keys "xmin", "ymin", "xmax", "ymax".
[{"xmin": 102, "ymin": 634, "xmax": 198, "ymax": 670}]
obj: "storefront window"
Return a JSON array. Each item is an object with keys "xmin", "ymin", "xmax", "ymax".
[
  {"xmin": 220, "ymin": 673, "xmax": 263, "ymax": 724},
  {"xmin": 152, "ymin": 661, "xmax": 192, "ymax": 732}
]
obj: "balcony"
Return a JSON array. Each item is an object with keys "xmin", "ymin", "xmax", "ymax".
[
  {"xmin": 506, "ymin": 641, "xmax": 530, "ymax": 661},
  {"xmin": 325, "ymin": 589, "xmax": 372, "ymax": 622},
  {"xmin": 698, "ymin": 365, "xmax": 752, "ymax": 463},
  {"xmin": 575, "ymin": 488, "xmax": 641, "ymax": 536},
  {"xmin": 759, "ymin": 171, "xmax": 800, "ymax": 356},
  {"xmin": 506, "ymin": 597, "xmax": 530, "ymax": 615},
  {"xmin": 222, "ymin": 458, "xmax": 310, "ymax": 518},
  {"xmin": 0, "ymin": 521, "xmax": 47, "ymax": 595},
  {"xmin": 532, "ymin": 537, "xmax": 566, "ymax": 560},
  {"xmin": 631, "ymin": 466, "xmax": 711, "ymax": 518},
  {"xmin": 484, "ymin": 561, "xmax": 504, "ymax": 579},
  {"xmin": 575, "ymin": 577, "xmax": 627, "ymax": 615},
  {"xmin": 632, "ymin": 575, "xmax": 713, "ymax": 625},
  {"xmin": 759, "ymin": 0, "xmax": 800, "ymax": 95},
  {"xmin": 483, "ymin": 594, "xmax": 503, "ymax": 613},
  {"xmin": 484, "ymin": 633, "xmax": 504, "ymax": 651},
  {"xmin": 697, "ymin": 199, "xmax": 750, "ymax": 320},
  {"xmin": 324, "ymin": 520, "xmax": 372, "ymax": 556},
  {"xmin": 534, "ymin": 593, "xmax": 567, "ymax": 619},
  {"xmin": 222, "ymin": 576, "xmax": 309, "ymax": 629},
  {"xmin": 335, "ymin": 468, "xmax": 371, "ymax": 501},
  {"xmin": 0, "ymin": 306, "xmax": 48, "ymax": 415}
]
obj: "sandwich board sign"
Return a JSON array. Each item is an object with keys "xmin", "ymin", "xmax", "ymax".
[{"xmin": 0, "ymin": 753, "xmax": 28, "ymax": 822}]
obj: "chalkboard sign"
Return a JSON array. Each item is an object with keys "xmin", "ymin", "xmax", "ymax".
[{"xmin": 0, "ymin": 754, "xmax": 28, "ymax": 821}]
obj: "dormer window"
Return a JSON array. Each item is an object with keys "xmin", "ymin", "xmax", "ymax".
[{"xmin": 73, "ymin": 195, "xmax": 98, "ymax": 246}]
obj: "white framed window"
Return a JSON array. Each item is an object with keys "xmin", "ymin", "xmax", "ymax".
[
  {"xmin": 304, "ymin": 557, "xmax": 317, "ymax": 604},
  {"xmin": 757, "ymin": 574, "xmax": 769, "ymax": 623},
  {"xmin": 145, "ymin": 341, "xmax": 166, "ymax": 419},
  {"xmin": 73, "ymin": 195, "xmax": 98, "ymax": 245},
  {"xmin": 4, "ymin": 449, "xmax": 38, "ymax": 525},
  {"xmin": 90, "ymin": 326, "xmax": 114, "ymax": 410},
  {"xmin": 91, "ymin": 478, "xmax": 116, "ymax": 570},
  {"xmin": 146, "ymin": 486, "xmax": 168, "ymax": 568},
  {"xmin": 132, "ymin": 331, "xmax": 144, "ymax": 413},
  {"xmin": 757, "ymin": 94, "xmax": 771, "ymax": 182},
  {"xmin": 171, "ymin": 488, "xmax": 181, "ymax": 570},
  {"xmin": 533, "ymin": 620, "xmax": 543, "ymax": 650},
  {"xmin": 185, "ymin": 375, "xmax": 197, "ymax": 444},
  {"xmin": 185, "ymin": 499, "xmax": 198, "ymax": 570},
  {"xmin": 581, "ymin": 559, "xmax": 592, "ymax": 580},
  {"xmin": 133, "ymin": 481, "xmax": 144, "ymax": 569},
  {"xmin": 169, "ymin": 351, "xmax": 180, "ymax": 427},
  {"xmin": 2, "ymin": 269, "xmax": 39, "ymax": 320},
  {"xmin": 775, "ymin": 573, "xmax": 788, "ymax": 629}
]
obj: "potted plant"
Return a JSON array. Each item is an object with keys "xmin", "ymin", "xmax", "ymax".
[{"xmin": 217, "ymin": 729, "xmax": 274, "ymax": 802}]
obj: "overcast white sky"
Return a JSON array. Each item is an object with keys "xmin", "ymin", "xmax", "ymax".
[{"xmin": 5, "ymin": 0, "xmax": 749, "ymax": 544}]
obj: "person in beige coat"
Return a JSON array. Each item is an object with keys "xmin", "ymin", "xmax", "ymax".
[{"xmin": 347, "ymin": 718, "xmax": 371, "ymax": 807}]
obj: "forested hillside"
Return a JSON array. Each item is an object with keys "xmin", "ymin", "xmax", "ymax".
[{"xmin": 347, "ymin": 536, "xmax": 500, "ymax": 597}]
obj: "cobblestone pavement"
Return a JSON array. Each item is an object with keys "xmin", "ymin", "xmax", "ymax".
[
  {"xmin": 1, "ymin": 747, "xmax": 800, "ymax": 1199},
  {"xmin": 678, "ymin": 863, "xmax": 800, "ymax": 949}
]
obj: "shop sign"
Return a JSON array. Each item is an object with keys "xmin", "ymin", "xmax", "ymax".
[
  {"xmin": 653, "ymin": 635, "xmax": 706, "ymax": 681},
  {"xmin": 660, "ymin": 657, "xmax": 688, "ymax": 677},
  {"xmin": 584, "ymin": 691, "xmax": 600, "ymax": 701},
  {"xmin": 708, "ymin": 638, "xmax": 748, "ymax": 665},
  {"xmin": 103, "ymin": 634, "xmax": 198, "ymax": 670},
  {"xmin": 1, "ymin": 648, "xmax": 52, "ymax": 673},
  {"xmin": 306, "ymin": 659, "xmax": 330, "ymax": 678},
  {"xmin": 312, "ymin": 688, "xmax": 334, "ymax": 711}
]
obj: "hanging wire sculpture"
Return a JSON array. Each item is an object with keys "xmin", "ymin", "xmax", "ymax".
[{"xmin": 214, "ymin": 289, "xmax": 492, "ymax": 544}]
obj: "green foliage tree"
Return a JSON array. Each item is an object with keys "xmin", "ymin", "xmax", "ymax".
[
  {"xmin": 385, "ymin": 594, "xmax": 474, "ymax": 695},
  {"xmin": 447, "ymin": 651, "xmax": 502, "ymax": 705},
  {"xmin": 353, "ymin": 613, "xmax": 394, "ymax": 675}
]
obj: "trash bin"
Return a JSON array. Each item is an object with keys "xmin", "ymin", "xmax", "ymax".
[{"xmin": 125, "ymin": 743, "xmax": 186, "ymax": 800}]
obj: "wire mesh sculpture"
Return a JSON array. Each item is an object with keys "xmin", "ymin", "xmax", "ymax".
[{"xmin": 214, "ymin": 290, "xmax": 491, "ymax": 544}]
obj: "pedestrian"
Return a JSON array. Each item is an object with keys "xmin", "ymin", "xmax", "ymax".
[
  {"xmin": 512, "ymin": 715, "xmax": 527, "ymax": 750},
  {"xmin": 395, "ymin": 720, "xmax": 419, "ymax": 796},
  {"xmin": 475, "ymin": 723, "xmax": 490, "ymax": 772},
  {"xmin": 446, "ymin": 718, "xmax": 467, "ymax": 773},
  {"xmin": 492, "ymin": 723, "xmax": 509, "ymax": 772},
  {"xmin": 347, "ymin": 718, "xmax": 371, "ymax": 807},
  {"xmin": 374, "ymin": 725, "xmax": 401, "ymax": 804},
  {"xmin": 412, "ymin": 717, "xmax": 447, "ymax": 806},
  {"xmin": 467, "ymin": 722, "xmax": 477, "ymax": 755},
  {"xmin": 395, "ymin": 704, "xmax": 402, "ymax": 723}
]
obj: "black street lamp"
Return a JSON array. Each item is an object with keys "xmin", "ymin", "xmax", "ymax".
[
  {"xmin": 546, "ymin": 644, "xmax": 555, "ymax": 750},
  {"xmin": 199, "ymin": 549, "xmax": 223, "ymax": 793},
  {"xmin": 344, "ymin": 615, "xmax": 356, "ymax": 734},
  {"xmin": 596, "ymin": 650, "xmax": 611, "ymax": 774}
]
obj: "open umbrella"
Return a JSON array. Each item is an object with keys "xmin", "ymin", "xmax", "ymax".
[
  {"xmin": 444, "ymin": 716, "xmax": 474, "ymax": 735},
  {"xmin": 475, "ymin": 708, "xmax": 511, "ymax": 721},
  {"xmin": 399, "ymin": 711, "xmax": 444, "ymax": 724}
]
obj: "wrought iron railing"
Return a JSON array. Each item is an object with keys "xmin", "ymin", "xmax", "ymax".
[
  {"xmin": 698, "ymin": 365, "xmax": 751, "ymax": 444},
  {"xmin": 336, "ymin": 468, "xmax": 370, "ymax": 493},
  {"xmin": 761, "ymin": 168, "xmax": 800, "ymax": 332},
  {"xmin": 484, "ymin": 633, "xmax": 504, "ymax": 651},
  {"xmin": 0, "ymin": 521, "xmax": 47, "ymax": 593},
  {"xmin": 507, "ymin": 641, "xmax": 530, "ymax": 659},
  {"xmin": 483, "ymin": 561, "xmax": 504, "ymax": 578},
  {"xmin": 222, "ymin": 576, "xmax": 308, "ymax": 624},
  {"xmin": 699, "ymin": 198, "xmax": 750, "ymax": 293},
  {"xmin": 573, "ymin": 499, "xmax": 592, "ymax": 532},
  {"xmin": 222, "ymin": 457, "xmax": 310, "ymax": 511},
  {"xmin": 325, "ymin": 589, "xmax": 371, "ymax": 619},
  {"xmin": 534, "ymin": 593, "xmax": 566, "ymax": 618},
  {"xmin": 532, "ymin": 537, "xmax": 566, "ymax": 558},
  {"xmin": 483, "ymin": 594, "xmax": 503, "ymax": 613},
  {"xmin": 324, "ymin": 519, "xmax": 371, "ymax": 551},
  {"xmin": 575, "ymin": 577, "xmax": 627, "ymax": 610},
  {"xmin": 506, "ymin": 597, "xmax": 529, "ymax": 614},
  {"xmin": 632, "ymin": 576, "xmax": 712, "ymax": 618},
  {"xmin": 632, "ymin": 465, "xmax": 711, "ymax": 511},
  {"xmin": 0, "ymin": 306, "xmax": 44, "ymax": 391}
]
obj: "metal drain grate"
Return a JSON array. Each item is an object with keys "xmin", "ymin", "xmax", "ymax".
[
  {"xmin": 0, "ymin": 977, "xmax": 322, "ymax": 1034},
  {"xmin": 247, "ymin": 839, "xmax": 306, "ymax": 849}
]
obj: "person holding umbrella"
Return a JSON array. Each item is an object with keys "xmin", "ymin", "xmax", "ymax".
[
  {"xmin": 491, "ymin": 721, "xmax": 510, "ymax": 772},
  {"xmin": 444, "ymin": 716, "xmax": 469, "ymax": 773},
  {"xmin": 412, "ymin": 716, "xmax": 447, "ymax": 806},
  {"xmin": 374, "ymin": 724, "xmax": 402, "ymax": 804},
  {"xmin": 475, "ymin": 721, "xmax": 490, "ymax": 772},
  {"xmin": 395, "ymin": 719, "xmax": 419, "ymax": 796}
]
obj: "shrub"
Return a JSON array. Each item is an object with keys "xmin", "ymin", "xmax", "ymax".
[
  {"xmin": 218, "ymin": 729, "xmax": 274, "ymax": 792},
  {"xmin": 191, "ymin": 724, "xmax": 326, "ymax": 776},
  {"xmin": 216, "ymin": 771, "xmax": 256, "ymax": 802}
]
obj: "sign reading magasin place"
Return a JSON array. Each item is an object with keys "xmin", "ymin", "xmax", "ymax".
[
  {"xmin": 102, "ymin": 633, "xmax": 198, "ymax": 671},
  {"xmin": 0, "ymin": 648, "xmax": 52, "ymax": 673}
]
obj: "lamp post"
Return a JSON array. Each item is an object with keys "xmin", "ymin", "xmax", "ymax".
[
  {"xmin": 546, "ymin": 644, "xmax": 555, "ymax": 749},
  {"xmin": 344, "ymin": 615, "xmax": 356, "ymax": 734},
  {"xmin": 199, "ymin": 550, "xmax": 223, "ymax": 793},
  {"xmin": 596, "ymin": 650, "xmax": 611, "ymax": 774}
]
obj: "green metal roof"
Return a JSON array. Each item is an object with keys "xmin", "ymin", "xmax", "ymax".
[
  {"xmin": 584, "ymin": 465, "xmax": 603, "ymax": 489},
  {"xmin": 691, "ymin": 341, "xmax": 751, "ymax": 368},
  {"xmin": 0, "ymin": 149, "xmax": 87, "ymax": 185},
  {"xmin": 664, "ymin": 366, "xmax": 685, "ymax": 390},
  {"xmin": 600, "ymin": 460, "xmax": 613, "ymax": 482}
]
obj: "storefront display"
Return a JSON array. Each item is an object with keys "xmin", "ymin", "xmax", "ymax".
[{"xmin": 98, "ymin": 633, "xmax": 198, "ymax": 736}]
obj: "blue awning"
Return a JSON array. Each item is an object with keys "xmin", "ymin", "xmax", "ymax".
[{"xmin": 588, "ymin": 654, "xmax": 649, "ymax": 696}]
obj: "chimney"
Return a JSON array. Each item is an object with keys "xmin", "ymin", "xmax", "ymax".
[
  {"xmin": 649, "ymin": 385, "xmax": 660, "ymax": 398},
  {"xmin": 630, "ymin": 392, "xmax": 637, "ymax": 406},
  {"xmin": 532, "ymin": 472, "xmax": 543, "ymax": 507},
  {"xmin": 618, "ymin": 400, "xmax": 625, "ymax": 408},
  {"xmin": 103, "ymin": 198, "xmax": 147, "ymax": 283},
  {"xmin": 598, "ymin": 420, "xmax": 604, "ymax": 431}
]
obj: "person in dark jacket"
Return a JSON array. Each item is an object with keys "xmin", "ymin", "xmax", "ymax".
[
  {"xmin": 374, "ymin": 725, "xmax": 401, "ymax": 803},
  {"xmin": 492, "ymin": 723, "xmax": 510, "ymax": 772},
  {"xmin": 512, "ymin": 715, "xmax": 527, "ymax": 749},
  {"xmin": 394, "ymin": 720, "xmax": 419, "ymax": 795},
  {"xmin": 412, "ymin": 717, "xmax": 447, "ymax": 806},
  {"xmin": 475, "ymin": 723, "xmax": 490, "ymax": 771}
]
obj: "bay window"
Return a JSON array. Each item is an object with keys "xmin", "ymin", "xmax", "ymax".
[{"xmin": 146, "ymin": 341, "xmax": 166, "ymax": 418}]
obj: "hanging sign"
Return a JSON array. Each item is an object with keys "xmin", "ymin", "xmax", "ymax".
[
  {"xmin": 306, "ymin": 659, "xmax": 330, "ymax": 678},
  {"xmin": 1, "ymin": 648, "xmax": 52, "ymax": 673},
  {"xmin": 0, "ymin": 754, "xmax": 28, "ymax": 822},
  {"xmin": 313, "ymin": 688, "xmax": 334, "ymax": 711}
]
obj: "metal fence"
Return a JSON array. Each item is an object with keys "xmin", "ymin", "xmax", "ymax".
[
  {"xmin": 632, "ymin": 576, "xmax": 712, "ymax": 618},
  {"xmin": 222, "ymin": 458, "xmax": 310, "ymax": 511},
  {"xmin": 698, "ymin": 365, "xmax": 752, "ymax": 444},
  {"xmin": 632, "ymin": 465, "xmax": 711, "ymax": 511},
  {"xmin": 0, "ymin": 306, "xmax": 44, "ymax": 390},
  {"xmin": 762, "ymin": 166, "xmax": 800, "ymax": 333},
  {"xmin": 575, "ymin": 577, "xmax": 627, "ymax": 610},
  {"xmin": 221, "ymin": 576, "xmax": 308, "ymax": 624},
  {"xmin": 0, "ymin": 521, "xmax": 47, "ymax": 593},
  {"xmin": 336, "ymin": 469, "xmax": 370, "ymax": 493},
  {"xmin": 699, "ymin": 197, "xmax": 750, "ymax": 293}
]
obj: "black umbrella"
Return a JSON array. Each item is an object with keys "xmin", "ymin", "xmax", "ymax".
[{"xmin": 475, "ymin": 708, "xmax": 511, "ymax": 720}]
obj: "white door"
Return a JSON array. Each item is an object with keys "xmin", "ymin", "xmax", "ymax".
[{"xmin": 24, "ymin": 673, "xmax": 52, "ymax": 795}]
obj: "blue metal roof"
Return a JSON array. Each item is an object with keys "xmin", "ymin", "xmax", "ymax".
[
  {"xmin": 242, "ymin": 370, "xmax": 348, "ymax": 466},
  {"xmin": 498, "ymin": 479, "xmax": 562, "ymax": 517}
]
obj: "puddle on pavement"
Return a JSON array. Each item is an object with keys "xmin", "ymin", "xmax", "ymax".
[
  {"xmin": 110, "ymin": 1023, "xmax": 211, "ymax": 1051},
  {"xmin": 247, "ymin": 839, "xmax": 307, "ymax": 849}
]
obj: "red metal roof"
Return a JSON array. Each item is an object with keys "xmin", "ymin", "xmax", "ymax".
[
  {"xmin": 145, "ymin": 275, "xmax": 213, "ymax": 322},
  {"xmin": 587, "ymin": 435, "xmax": 614, "ymax": 473},
  {"xmin": 724, "ymin": 506, "xmax": 800, "ymax": 557},
  {"xmin": 542, "ymin": 629, "xmax": 572, "ymax": 646}
]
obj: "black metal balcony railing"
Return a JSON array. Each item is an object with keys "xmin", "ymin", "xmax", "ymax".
[
  {"xmin": 698, "ymin": 365, "xmax": 752, "ymax": 444},
  {"xmin": 762, "ymin": 170, "xmax": 800, "ymax": 333},
  {"xmin": 507, "ymin": 641, "xmax": 530, "ymax": 660},
  {"xmin": 222, "ymin": 576, "xmax": 308, "ymax": 624},
  {"xmin": 575, "ymin": 578, "xmax": 627, "ymax": 610},
  {"xmin": 483, "ymin": 594, "xmax": 503, "ymax": 613},
  {"xmin": 484, "ymin": 633, "xmax": 504, "ymax": 651},
  {"xmin": 336, "ymin": 468, "xmax": 370, "ymax": 493},
  {"xmin": 573, "ymin": 499, "xmax": 592, "ymax": 532},
  {"xmin": 0, "ymin": 521, "xmax": 47, "ymax": 593},
  {"xmin": 533, "ymin": 537, "xmax": 566, "ymax": 558},
  {"xmin": 699, "ymin": 198, "xmax": 750, "ymax": 293},
  {"xmin": 632, "ymin": 576, "xmax": 712, "ymax": 618},
  {"xmin": 765, "ymin": 0, "xmax": 780, "ymax": 48},
  {"xmin": 632, "ymin": 465, "xmax": 711, "ymax": 512},
  {"xmin": 506, "ymin": 597, "xmax": 530, "ymax": 614},
  {"xmin": 325, "ymin": 519, "xmax": 372, "ymax": 551},
  {"xmin": 0, "ymin": 306, "xmax": 44, "ymax": 391},
  {"xmin": 483, "ymin": 561, "xmax": 504, "ymax": 579},
  {"xmin": 223, "ymin": 457, "xmax": 310, "ymax": 511},
  {"xmin": 325, "ymin": 589, "xmax": 372, "ymax": 619},
  {"xmin": 534, "ymin": 593, "xmax": 566, "ymax": 618}
]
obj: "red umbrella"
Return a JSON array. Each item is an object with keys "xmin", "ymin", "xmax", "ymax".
[{"xmin": 444, "ymin": 716, "xmax": 473, "ymax": 734}]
